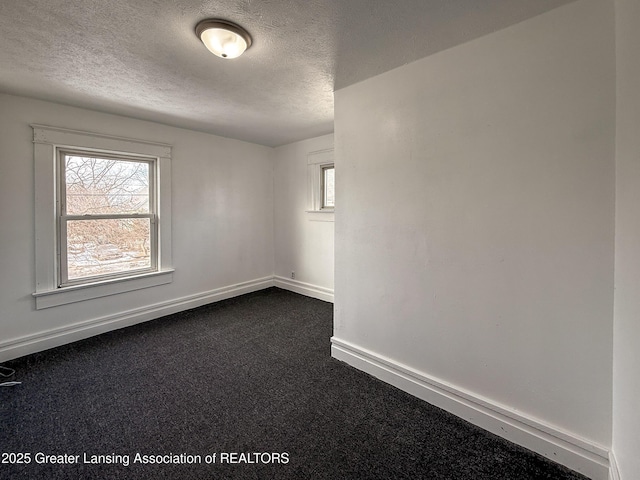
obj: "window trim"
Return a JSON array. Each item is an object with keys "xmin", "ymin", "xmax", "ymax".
[
  {"xmin": 32, "ymin": 125, "xmax": 173, "ymax": 309},
  {"xmin": 306, "ymin": 148, "xmax": 335, "ymax": 222}
]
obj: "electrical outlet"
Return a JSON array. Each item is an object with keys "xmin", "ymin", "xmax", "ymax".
[{"xmin": 291, "ymin": 271, "xmax": 295, "ymax": 279}]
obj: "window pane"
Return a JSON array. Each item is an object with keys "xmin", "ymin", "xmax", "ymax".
[
  {"xmin": 66, "ymin": 218, "xmax": 151, "ymax": 280},
  {"xmin": 65, "ymin": 155, "xmax": 150, "ymax": 215},
  {"xmin": 323, "ymin": 167, "xmax": 335, "ymax": 208}
]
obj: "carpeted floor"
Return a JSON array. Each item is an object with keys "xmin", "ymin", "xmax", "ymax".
[{"xmin": 1, "ymin": 287, "xmax": 588, "ymax": 480}]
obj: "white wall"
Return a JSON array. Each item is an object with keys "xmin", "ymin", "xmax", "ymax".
[
  {"xmin": 612, "ymin": 0, "xmax": 640, "ymax": 478},
  {"xmin": 0, "ymin": 94, "xmax": 274, "ymax": 359},
  {"xmin": 333, "ymin": 0, "xmax": 614, "ymax": 477},
  {"xmin": 273, "ymin": 134, "xmax": 334, "ymax": 301}
]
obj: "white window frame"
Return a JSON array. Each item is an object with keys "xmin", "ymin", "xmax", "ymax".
[
  {"xmin": 57, "ymin": 148, "xmax": 158, "ymax": 287},
  {"xmin": 320, "ymin": 164, "xmax": 335, "ymax": 210},
  {"xmin": 306, "ymin": 148, "xmax": 334, "ymax": 222},
  {"xmin": 32, "ymin": 125, "xmax": 173, "ymax": 309}
]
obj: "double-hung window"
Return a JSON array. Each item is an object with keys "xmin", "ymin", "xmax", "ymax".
[
  {"xmin": 58, "ymin": 150, "xmax": 157, "ymax": 286},
  {"xmin": 33, "ymin": 125, "xmax": 173, "ymax": 309}
]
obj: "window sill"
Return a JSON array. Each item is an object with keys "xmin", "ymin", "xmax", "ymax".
[
  {"xmin": 32, "ymin": 269, "xmax": 174, "ymax": 309},
  {"xmin": 306, "ymin": 210, "xmax": 335, "ymax": 222}
]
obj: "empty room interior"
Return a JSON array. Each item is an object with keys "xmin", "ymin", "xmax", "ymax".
[{"xmin": 0, "ymin": 0, "xmax": 639, "ymax": 479}]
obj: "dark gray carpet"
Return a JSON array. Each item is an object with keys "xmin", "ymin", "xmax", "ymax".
[{"xmin": 1, "ymin": 287, "xmax": 587, "ymax": 480}]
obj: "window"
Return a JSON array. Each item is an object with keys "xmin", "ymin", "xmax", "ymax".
[
  {"xmin": 321, "ymin": 164, "xmax": 335, "ymax": 209},
  {"xmin": 58, "ymin": 150, "xmax": 157, "ymax": 286},
  {"xmin": 307, "ymin": 148, "xmax": 334, "ymax": 221},
  {"xmin": 33, "ymin": 125, "xmax": 173, "ymax": 309}
]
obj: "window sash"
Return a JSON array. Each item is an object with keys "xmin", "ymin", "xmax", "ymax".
[
  {"xmin": 321, "ymin": 164, "xmax": 335, "ymax": 209},
  {"xmin": 57, "ymin": 149, "xmax": 158, "ymax": 287}
]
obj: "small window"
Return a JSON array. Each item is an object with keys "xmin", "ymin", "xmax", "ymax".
[
  {"xmin": 321, "ymin": 164, "xmax": 335, "ymax": 209},
  {"xmin": 306, "ymin": 148, "xmax": 334, "ymax": 221},
  {"xmin": 58, "ymin": 150, "xmax": 157, "ymax": 286}
]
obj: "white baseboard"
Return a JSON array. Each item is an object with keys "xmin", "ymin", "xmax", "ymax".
[
  {"xmin": 331, "ymin": 336, "xmax": 610, "ymax": 480},
  {"xmin": 609, "ymin": 451, "xmax": 620, "ymax": 480},
  {"xmin": 273, "ymin": 275, "xmax": 334, "ymax": 303},
  {"xmin": 0, "ymin": 276, "xmax": 274, "ymax": 362}
]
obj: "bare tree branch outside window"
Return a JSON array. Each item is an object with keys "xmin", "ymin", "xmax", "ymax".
[{"xmin": 62, "ymin": 155, "xmax": 154, "ymax": 281}]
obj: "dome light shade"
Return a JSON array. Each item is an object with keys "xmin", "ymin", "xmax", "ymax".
[{"xmin": 196, "ymin": 19, "xmax": 252, "ymax": 59}]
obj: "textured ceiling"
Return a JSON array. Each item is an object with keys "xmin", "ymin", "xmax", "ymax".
[{"xmin": 0, "ymin": 0, "xmax": 574, "ymax": 147}]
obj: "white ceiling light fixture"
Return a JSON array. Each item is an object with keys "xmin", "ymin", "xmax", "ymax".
[{"xmin": 196, "ymin": 19, "xmax": 252, "ymax": 59}]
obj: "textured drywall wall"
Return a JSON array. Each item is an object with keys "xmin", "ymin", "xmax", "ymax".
[
  {"xmin": 612, "ymin": 0, "xmax": 640, "ymax": 477},
  {"xmin": 274, "ymin": 134, "xmax": 334, "ymax": 294},
  {"xmin": 0, "ymin": 94, "xmax": 274, "ymax": 352},
  {"xmin": 334, "ymin": 0, "xmax": 614, "ymax": 447}
]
